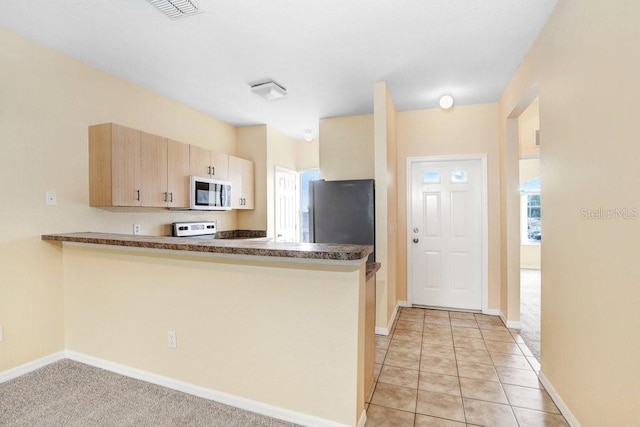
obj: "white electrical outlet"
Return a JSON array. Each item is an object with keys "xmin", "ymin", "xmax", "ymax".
[
  {"xmin": 167, "ymin": 330, "xmax": 177, "ymax": 348},
  {"xmin": 0, "ymin": 325, "xmax": 4, "ymax": 343},
  {"xmin": 45, "ymin": 191, "xmax": 57, "ymax": 206},
  {"xmin": 133, "ymin": 224, "xmax": 141, "ymax": 235}
]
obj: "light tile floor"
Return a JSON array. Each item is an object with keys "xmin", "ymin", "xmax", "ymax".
[{"xmin": 365, "ymin": 307, "xmax": 568, "ymax": 426}]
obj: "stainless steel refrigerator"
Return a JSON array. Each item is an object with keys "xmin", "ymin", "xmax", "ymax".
[{"xmin": 309, "ymin": 179, "xmax": 375, "ymax": 263}]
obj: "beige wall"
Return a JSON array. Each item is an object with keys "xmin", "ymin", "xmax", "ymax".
[
  {"xmin": 499, "ymin": 0, "xmax": 640, "ymax": 423},
  {"xmin": 62, "ymin": 245, "xmax": 366, "ymax": 425},
  {"xmin": 237, "ymin": 125, "xmax": 268, "ymax": 232},
  {"xmin": 396, "ymin": 104, "xmax": 501, "ymax": 310},
  {"xmin": 518, "ymin": 98, "xmax": 541, "ymax": 157},
  {"xmin": 296, "ymin": 136, "xmax": 320, "ymax": 171},
  {"xmin": 519, "ymin": 158, "xmax": 541, "ymax": 269},
  {"xmin": 0, "ymin": 28, "xmax": 238, "ymax": 372},
  {"xmin": 319, "ymin": 115, "xmax": 374, "ymax": 180},
  {"xmin": 373, "ymin": 82, "xmax": 398, "ymax": 329}
]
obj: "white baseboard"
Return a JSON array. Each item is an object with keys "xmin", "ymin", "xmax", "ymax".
[
  {"xmin": 506, "ymin": 320, "xmax": 522, "ymax": 329},
  {"xmin": 66, "ymin": 351, "xmax": 351, "ymax": 427},
  {"xmin": 357, "ymin": 410, "xmax": 367, "ymax": 427},
  {"xmin": 482, "ymin": 308, "xmax": 501, "ymax": 316},
  {"xmin": 375, "ymin": 301, "xmax": 403, "ymax": 336},
  {"xmin": 0, "ymin": 351, "xmax": 66, "ymax": 384},
  {"xmin": 539, "ymin": 372, "xmax": 581, "ymax": 427},
  {"xmin": 498, "ymin": 312, "xmax": 522, "ymax": 329}
]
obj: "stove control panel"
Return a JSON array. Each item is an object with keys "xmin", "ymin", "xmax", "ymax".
[{"xmin": 172, "ymin": 221, "xmax": 217, "ymax": 237}]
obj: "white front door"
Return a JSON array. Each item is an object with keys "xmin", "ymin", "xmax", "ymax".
[
  {"xmin": 410, "ymin": 159, "xmax": 483, "ymax": 310},
  {"xmin": 275, "ymin": 167, "xmax": 299, "ymax": 242}
]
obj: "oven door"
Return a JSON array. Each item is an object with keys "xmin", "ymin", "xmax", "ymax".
[{"xmin": 190, "ymin": 176, "xmax": 232, "ymax": 210}]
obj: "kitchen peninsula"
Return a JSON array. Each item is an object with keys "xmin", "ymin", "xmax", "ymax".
[{"xmin": 42, "ymin": 232, "xmax": 377, "ymax": 427}]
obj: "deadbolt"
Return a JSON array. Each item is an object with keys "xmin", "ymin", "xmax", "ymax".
[{"xmin": 413, "ymin": 228, "xmax": 419, "ymax": 233}]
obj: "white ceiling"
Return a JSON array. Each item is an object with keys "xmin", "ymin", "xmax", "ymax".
[{"xmin": 0, "ymin": 0, "xmax": 557, "ymax": 140}]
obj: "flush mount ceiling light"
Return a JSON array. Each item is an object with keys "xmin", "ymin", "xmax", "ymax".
[
  {"xmin": 146, "ymin": 0, "xmax": 201, "ymax": 20},
  {"xmin": 250, "ymin": 81, "xmax": 287, "ymax": 101},
  {"xmin": 303, "ymin": 129, "xmax": 314, "ymax": 142},
  {"xmin": 439, "ymin": 94, "xmax": 454, "ymax": 110}
]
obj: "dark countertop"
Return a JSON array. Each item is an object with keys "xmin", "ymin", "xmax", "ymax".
[
  {"xmin": 215, "ymin": 229, "xmax": 267, "ymax": 239},
  {"xmin": 42, "ymin": 232, "xmax": 373, "ymax": 262},
  {"xmin": 365, "ymin": 262, "xmax": 381, "ymax": 281}
]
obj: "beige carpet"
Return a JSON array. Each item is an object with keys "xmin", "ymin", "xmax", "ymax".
[
  {"xmin": 520, "ymin": 268, "xmax": 541, "ymax": 360},
  {"xmin": 0, "ymin": 360, "xmax": 299, "ymax": 427}
]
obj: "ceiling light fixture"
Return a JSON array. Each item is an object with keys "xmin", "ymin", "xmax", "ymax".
[
  {"xmin": 146, "ymin": 0, "xmax": 201, "ymax": 19},
  {"xmin": 250, "ymin": 81, "xmax": 287, "ymax": 101},
  {"xmin": 303, "ymin": 129, "xmax": 314, "ymax": 142},
  {"xmin": 439, "ymin": 94, "xmax": 454, "ymax": 110}
]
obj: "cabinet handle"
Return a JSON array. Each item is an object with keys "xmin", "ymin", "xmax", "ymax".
[
  {"xmin": 169, "ymin": 192, "xmax": 173, "ymax": 203},
  {"xmin": 207, "ymin": 166, "xmax": 212, "ymax": 175},
  {"xmin": 136, "ymin": 190, "xmax": 140, "ymax": 201},
  {"xmin": 164, "ymin": 192, "xmax": 168, "ymax": 202},
  {"xmin": 211, "ymin": 166, "xmax": 215, "ymax": 176}
]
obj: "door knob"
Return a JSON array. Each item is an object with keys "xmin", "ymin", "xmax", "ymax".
[{"xmin": 413, "ymin": 238, "xmax": 419, "ymax": 243}]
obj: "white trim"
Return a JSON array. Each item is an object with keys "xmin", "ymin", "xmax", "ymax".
[
  {"xmin": 505, "ymin": 320, "xmax": 522, "ymax": 329},
  {"xmin": 357, "ymin": 410, "xmax": 367, "ymax": 427},
  {"xmin": 375, "ymin": 301, "xmax": 404, "ymax": 336},
  {"xmin": 374, "ymin": 305, "xmax": 396, "ymax": 336},
  {"xmin": 539, "ymin": 372, "xmax": 581, "ymax": 427},
  {"xmin": 66, "ymin": 351, "xmax": 352, "ymax": 427},
  {"xmin": 498, "ymin": 312, "xmax": 522, "ymax": 329},
  {"xmin": 406, "ymin": 155, "xmax": 489, "ymax": 312},
  {"xmin": 482, "ymin": 308, "xmax": 501, "ymax": 316},
  {"xmin": 0, "ymin": 351, "xmax": 66, "ymax": 384}
]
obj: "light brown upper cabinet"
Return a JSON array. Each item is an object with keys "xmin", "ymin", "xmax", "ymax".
[
  {"xmin": 89, "ymin": 123, "xmax": 190, "ymax": 208},
  {"xmin": 189, "ymin": 145, "xmax": 229, "ymax": 181},
  {"xmin": 228, "ymin": 155, "xmax": 255, "ymax": 209},
  {"xmin": 90, "ymin": 123, "xmax": 141, "ymax": 207},
  {"xmin": 140, "ymin": 132, "xmax": 167, "ymax": 207},
  {"xmin": 166, "ymin": 139, "xmax": 190, "ymax": 208}
]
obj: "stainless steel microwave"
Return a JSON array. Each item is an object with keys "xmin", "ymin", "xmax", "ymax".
[{"xmin": 190, "ymin": 176, "xmax": 232, "ymax": 210}]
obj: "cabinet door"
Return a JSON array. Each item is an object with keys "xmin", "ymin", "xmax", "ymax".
[
  {"xmin": 189, "ymin": 145, "xmax": 211, "ymax": 178},
  {"xmin": 167, "ymin": 139, "xmax": 190, "ymax": 208},
  {"xmin": 140, "ymin": 132, "xmax": 168, "ymax": 207},
  {"xmin": 111, "ymin": 124, "xmax": 141, "ymax": 206},
  {"xmin": 228, "ymin": 156, "xmax": 254, "ymax": 209},
  {"xmin": 228, "ymin": 156, "xmax": 243, "ymax": 209},
  {"xmin": 239, "ymin": 158, "xmax": 254, "ymax": 209},
  {"xmin": 210, "ymin": 152, "xmax": 229, "ymax": 181}
]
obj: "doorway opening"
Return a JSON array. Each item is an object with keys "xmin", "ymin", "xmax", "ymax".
[
  {"xmin": 517, "ymin": 97, "xmax": 541, "ymax": 360},
  {"xmin": 299, "ymin": 169, "xmax": 321, "ymax": 243}
]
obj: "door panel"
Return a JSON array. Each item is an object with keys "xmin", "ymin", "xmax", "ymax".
[
  {"xmin": 275, "ymin": 167, "xmax": 299, "ymax": 242},
  {"xmin": 411, "ymin": 159, "xmax": 482, "ymax": 310},
  {"xmin": 424, "ymin": 193, "xmax": 441, "ymax": 236}
]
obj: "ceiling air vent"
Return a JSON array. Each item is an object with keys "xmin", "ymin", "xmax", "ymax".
[{"xmin": 146, "ymin": 0, "xmax": 202, "ymax": 20}]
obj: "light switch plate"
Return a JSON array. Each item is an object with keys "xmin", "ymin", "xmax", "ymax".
[{"xmin": 46, "ymin": 191, "xmax": 57, "ymax": 205}]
